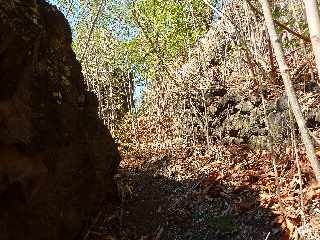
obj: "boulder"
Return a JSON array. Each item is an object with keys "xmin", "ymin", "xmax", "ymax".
[{"xmin": 0, "ymin": 1, "xmax": 120, "ymax": 239}]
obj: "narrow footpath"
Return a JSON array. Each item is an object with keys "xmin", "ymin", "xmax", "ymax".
[{"xmin": 85, "ymin": 144, "xmax": 286, "ymax": 240}]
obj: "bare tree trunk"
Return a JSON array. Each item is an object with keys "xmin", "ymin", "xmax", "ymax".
[
  {"xmin": 303, "ymin": 0, "xmax": 320, "ymax": 85},
  {"xmin": 260, "ymin": 0, "xmax": 320, "ymax": 182},
  {"xmin": 80, "ymin": 0, "xmax": 105, "ymax": 63}
]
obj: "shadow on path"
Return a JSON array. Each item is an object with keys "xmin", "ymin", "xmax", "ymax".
[{"xmin": 96, "ymin": 156, "xmax": 285, "ymax": 240}]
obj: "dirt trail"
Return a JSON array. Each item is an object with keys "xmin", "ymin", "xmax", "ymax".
[{"xmin": 85, "ymin": 144, "xmax": 284, "ymax": 240}]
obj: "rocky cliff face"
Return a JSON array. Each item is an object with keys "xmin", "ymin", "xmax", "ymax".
[{"xmin": 0, "ymin": 1, "xmax": 120, "ymax": 239}]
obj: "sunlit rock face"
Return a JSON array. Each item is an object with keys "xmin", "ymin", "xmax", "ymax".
[{"xmin": 0, "ymin": 1, "xmax": 120, "ymax": 239}]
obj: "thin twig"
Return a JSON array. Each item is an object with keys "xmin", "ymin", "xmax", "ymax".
[
  {"xmin": 245, "ymin": 0, "xmax": 311, "ymax": 43},
  {"xmin": 289, "ymin": 108, "xmax": 306, "ymax": 224},
  {"xmin": 154, "ymin": 226, "xmax": 164, "ymax": 240},
  {"xmin": 83, "ymin": 211, "xmax": 102, "ymax": 240},
  {"xmin": 261, "ymin": 94, "xmax": 286, "ymax": 217},
  {"xmin": 264, "ymin": 232, "xmax": 271, "ymax": 240},
  {"xmin": 309, "ymin": 130, "xmax": 320, "ymax": 146},
  {"xmin": 80, "ymin": 0, "xmax": 105, "ymax": 63}
]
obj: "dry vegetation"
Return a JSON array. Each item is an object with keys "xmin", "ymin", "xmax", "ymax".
[{"xmin": 53, "ymin": 0, "xmax": 320, "ymax": 239}]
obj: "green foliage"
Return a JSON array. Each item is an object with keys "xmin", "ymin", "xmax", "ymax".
[
  {"xmin": 50, "ymin": 0, "xmax": 214, "ymax": 127},
  {"xmin": 272, "ymin": 6, "xmax": 282, "ymax": 19},
  {"xmin": 283, "ymin": 37, "xmax": 300, "ymax": 49},
  {"xmin": 54, "ymin": 0, "xmax": 213, "ymax": 85},
  {"xmin": 130, "ymin": 0, "xmax": 212, "ymax": 61}
]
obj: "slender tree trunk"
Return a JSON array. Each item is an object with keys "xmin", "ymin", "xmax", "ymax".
[
  {"xmin": 303, "ymin": 0, "xmax": 320, "ymax": 85},
  {"xmin": 260, "ymin": 0, "xmax": 320, "ymax": 182},
  {"xmin": 80, "ymin": 0, "xmax": 105, "ymax": 63}
]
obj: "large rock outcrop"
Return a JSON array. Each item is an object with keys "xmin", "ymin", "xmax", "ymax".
[
  {"xmin": 0, "ymin": 1, "xmax": 120, "ymax": 239},
  {"xmin": 181, "ymin": 84, "xmax": 320, "ymax": 150},
  {"xmin": 203, "ymin": 87, "xmax": 320, "ymax": 149}
]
